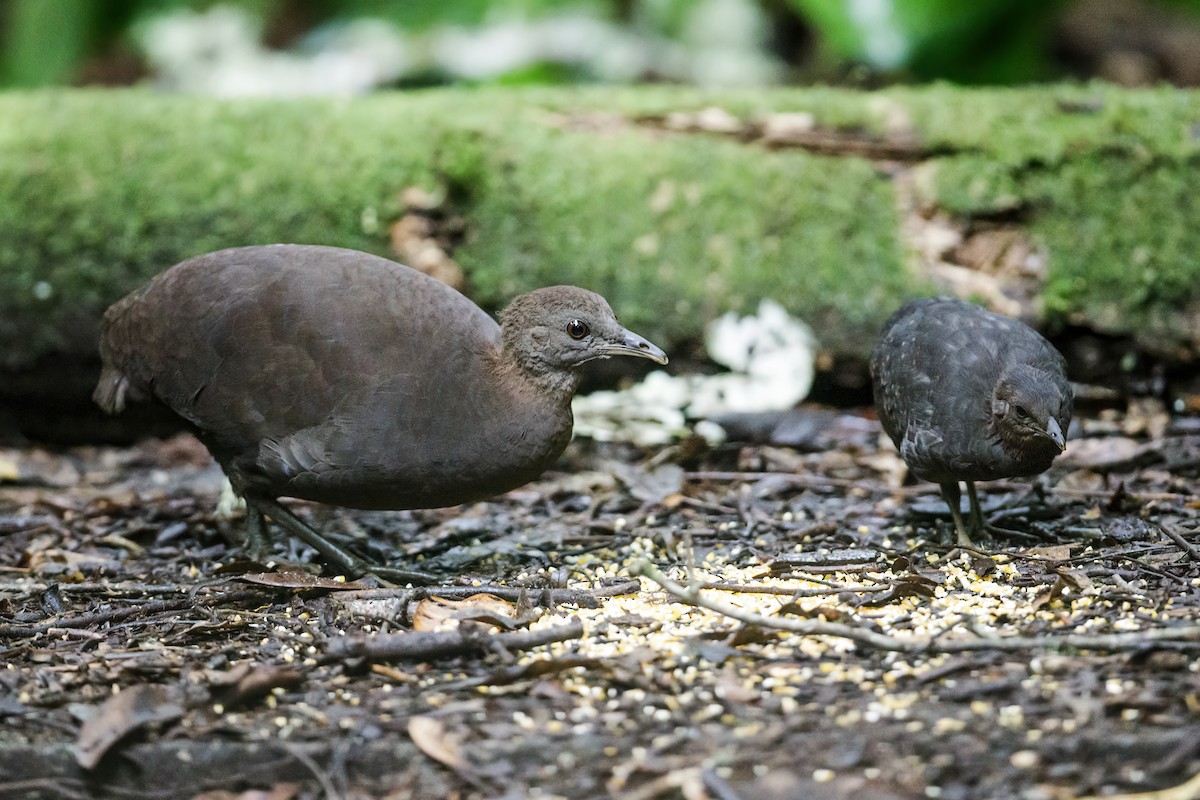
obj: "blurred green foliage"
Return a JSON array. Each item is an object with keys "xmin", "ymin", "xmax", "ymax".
[
  {"xmin": 6, "ymin": 0, "xmax": 1200, "ymax": 88},
  {"xmin": 1, "ymin": 0, "xmax": 96, "ymax": 86},
  {"xmin": 791, "ymin": 0, "xmax": 1068, "ymax": 83}
]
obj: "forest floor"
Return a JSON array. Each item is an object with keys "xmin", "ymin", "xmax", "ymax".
[{"xmin": 0, "ymin": 399, "xmax": 1198, "ymax": 800}]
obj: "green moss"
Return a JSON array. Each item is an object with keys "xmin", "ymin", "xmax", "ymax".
[
  {"xmin": 1, "ymin": 84, "xmax": 1199, "ymax": 370},
  {"xmin": 457, "ymin": 123, "xmax": 905, "ymax": 344},
  {"xmin": 1030, "ymin": 156, "xmax": 1200, "ymax": 348},
  {"xmin": 0, "ymin": 91, "xmax": 445, "ymax": 366},
  {"xmin": 0, "ymin": 87, "xmax": 907, "ymax": 368}
]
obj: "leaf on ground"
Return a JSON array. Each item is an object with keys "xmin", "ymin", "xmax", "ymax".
[
  {"xmin": 205, "ymin": 662, "xmax": 305, "ymax": 707},
  {"xmin": 1032, "ymin": 575, "xmax": 1069, "ymax": 611},
  {"xmin": 74, "ymin": 684, "xmax": 184, "ymax": 769},
  {"xmin": 190, "ymin": 783, "xmax": 302, "ymax": 800},
  {"xmin": 610, "ymin": 462, "xmax": 685, "ymax": 505},
  {"xmin": 408, "ymin": 715, "xmax": 467, "ymax": 771},
  {"xmin": 1058, "ymin": 437, "xmax": 1158, "ymax": 471},
  {"xmin": 1025, "ymin": 544, "xmax": 1074, "ymax": 562},
  {"xmin": 413, "ymin": 593, "xmax": 533, "ymax": 632},
  {"xmin": 0, "ymin": 454, "xmax": 18, "ymax": 482},
  {"xmin": 1058, "ymin": 567, "xmax": 1095, "ymax": 594}
]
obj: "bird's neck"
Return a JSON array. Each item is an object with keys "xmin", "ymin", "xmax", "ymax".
[{"xmin": 490, "ymin": 349, "xmax": 582, "ymax": 409}]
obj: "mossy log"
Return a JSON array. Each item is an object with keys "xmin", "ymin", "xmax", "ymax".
[{"xmin": 0, "ymin": 85, "xmax": 1198, "ymax": 434}]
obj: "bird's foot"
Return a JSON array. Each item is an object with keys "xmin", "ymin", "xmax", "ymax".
[{"xmin": 247, "ymin": 497, "xmax": 438, "ymax": 585}]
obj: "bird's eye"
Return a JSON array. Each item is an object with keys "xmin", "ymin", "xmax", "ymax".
[
  {"xmin": 566, "ymin": 319, "xmax": 589, "ymax": 339},
  {"xmin": 1014, "ymin": 405, "xmax": 1030, "ymax": 419}
]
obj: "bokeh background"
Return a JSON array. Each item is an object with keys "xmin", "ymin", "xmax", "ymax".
[{"xmin": 5, "ymin": 0, "xmax": 1200, "ymax": 94}]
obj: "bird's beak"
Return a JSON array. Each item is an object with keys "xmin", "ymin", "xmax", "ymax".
[
  {"xmin": 604, "ymin": 328, "xmax": 669, "ymax": 365},
  {"xmin": 1045, "ymin": 416, "xmax": 1066, "ymax": 452}
]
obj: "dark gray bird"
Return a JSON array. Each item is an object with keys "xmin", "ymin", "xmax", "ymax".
[
  {"xmin": 870, "ymin": 297, "xmax": 1072, "ymax": 547},
  {"xmin": 94, "ymin": 244, "xmax": 668, "ymax": 578}
]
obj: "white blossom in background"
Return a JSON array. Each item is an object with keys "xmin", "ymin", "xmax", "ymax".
[
  {"xmin": 698, "ymin": 298, "xmax": 816, "ymax": 415},
  {"xmin": 134, "ymin": 0, "xmax": 785, "ymax": 96},
  {"xmin": 430, "ymin": 13, "xmax": 654, "ymax": 83},
  {"xmin": 847, "ymin": 0, "xmax": 908, "ymax": 70},
  {"xmin": 573, "ymin": 299, "xmax": 817, "ymax": 445},
  {"xmin": 682, "ymin": 0, "xmax": 786, "ymax": 87},
  {"xmin": 137, "ymin": 5, "xmax": 411, "ymax": 96}
]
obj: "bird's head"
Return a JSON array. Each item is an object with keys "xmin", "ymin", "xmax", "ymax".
[
  {"xmin": 992, "ymin": 364, "xmax": 1068, "ymax": 456},
  {"xmin": 499, "ymin": 286, "xmax": 667, "ymax": 393}
]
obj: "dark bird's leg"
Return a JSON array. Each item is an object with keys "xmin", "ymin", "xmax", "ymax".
[
  {"xmin": 939, "ymin": 481, "xmax": 978, "ymax": 549},
  {"xmin": 966, "ymin": 481, "xmax": 987, "ymax": 539},
  {"xmin": 966, "ymin": 481, "xmax": 1031, "ymax": 543},
  {"xmin": 243, "ymin": 503, "xmax": 273, "ymax": 563},
  {"xmin": 249, "ymin": 496, "xmax": 437, "ymax": 585}
]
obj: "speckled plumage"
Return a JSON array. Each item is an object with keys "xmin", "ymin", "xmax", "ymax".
[
  {"xmin": 870, "ymin": 297, "xmax": 1072, "ymax": 545},
  {"xmin": 94, "ymin": 244, "xmax": 667, "ymax": 576}
]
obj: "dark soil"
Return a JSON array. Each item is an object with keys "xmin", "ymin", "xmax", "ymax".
[{"xmin": 1, "ymin": 401, "xmax": 1199, "ymax": 800}]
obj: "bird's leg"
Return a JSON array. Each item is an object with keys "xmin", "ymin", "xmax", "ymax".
[
  {"xmin": 243, "ymin": 503, "xmax": 273, "ymax": 563},
  {"xmin": 966, "ymin": 481, "xmax": 986, "ymax": 537},
  {"xmin": 249, "ymin": 496, "xmax": 438, "ymax": 585},
  {"xmin": 940, "ymin": 481, "xmax": 978, "ymax": 549},
  {"xmin": 967, "ymin": 481, "xmax": 1031, "ymax": 542}
]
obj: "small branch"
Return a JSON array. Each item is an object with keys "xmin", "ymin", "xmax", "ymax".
[
  {"xmin": 1158, "ymin": 524, "xmax": 1200, "ymax": 563},
  {"xmin": 702, "ymin": 582, "xmax": 883, "ymax": 597},
  {"xmin": 1076, "ymin": 771, "xmax": 1200, "ymax": 800},
  {"xmin": 632, "ymin": 561, "xmax": 920, "ymax": 651},
  {"xmin": 334, "ymin": 580, "xmax": 639, "ymax": 609},
  {"xmin": 629, "ymin": 561, "xmax": 1200, "ymax": 654},
  {"xmin": 684, "ymin": 470, "xmax": 914, "ymax": 494},
  {"xmin": 682, "ymin": 470, "xmax": 1194, "ymax": 502},
  {"xmin": 324, "ymin": 619, "xmax": 585, "ymax": 662},
  {"xmin": 0, "ymin": 589, "xmax": 268, "ymax": 639}
]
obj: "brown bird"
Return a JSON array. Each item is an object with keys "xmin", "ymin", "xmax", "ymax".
[
  {"xmin": 94, "ymin": 244, "xmax": 668, "ymax": 578},
  {"xmin": 870, "ymin": 297, "xmax": 1072, "ymax": 547}
]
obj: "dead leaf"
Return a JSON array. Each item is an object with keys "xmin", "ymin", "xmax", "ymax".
[
  {"xmin": 1055, "ymin": 468, "xmax": 1107, "ymax": 493},
  {"xmin": 610, "ymin": 462, "xmax": 685, "ymax": 505},
  {"xmin": 75, "ymin": 684, "xmax": 184, "ymax": 769},
  {"xmin": 190, "ymin": 784, "xmax": 301, "ymax": 800},
  {"xmin": 1057, "ymin": 437, "xmax": 1157, "ymax": 471},
  {"xmin": 1031, "ymin": 575, "xmax": 1068, "ymax": 611},
  {"xmin": 408, "ymin": 715, "xmax": 467, "ymax": 771},
  {"xmin": 206, "ymin": 662, "xmax": 304, "ymax": 708},
  {"xmin": 1057, "ymin": 568, "xmax": 1095, "ymax": 594},
  {"xmin": 0, "ymin": 448, "xmax": 81, "ymax": 487},
  {"xmin": 412, "ymin": 593, "xmax": 530, "ymax": 632},
  {"xmin": 1075, "ymin": 769, "xmax": 1200, "ymax": 800},
  {"xmin": 1025, "ymin": 544, "xmax": 1074, "ymax": 562}
]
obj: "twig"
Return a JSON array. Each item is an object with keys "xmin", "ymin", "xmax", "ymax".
[
  {"xmin": 684, "ymin": 470, "xmax": 912, "ymax": 494},
  {"xmin": 1158, "ymin": 524, "xmax": 1200, "ymax": 563},
  {"xmin": 334, "ymin": 580, "xmax": 639, "ymax": 609},
  {"xmin": 629, "ymin": 560, "xmax": 1200, "ymax": 654},
  {"xmin": 683, "ymin": 470, "xmax": 1195, "ymax": 502},
  {"xmin": 702, "ymin": 582, "xmax": 883, "ymax": 597},
  {"xmin": 1075, "ymin": 770, "xmax": 1200, "ymax": 800},
  {"xmin": 283, "ymin": 742, "xmax": 342, "ymax": 800},
  {"xmin": 323, "ymin": 618, "xmax": 585, "ymax": 662},
  {"xmin": 0, "ymin": 581, "xmax": 192, "ymax": 596},
  {"xmin": 0, "ymin": 589, "xmax": 268, "ymax": 639}
]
